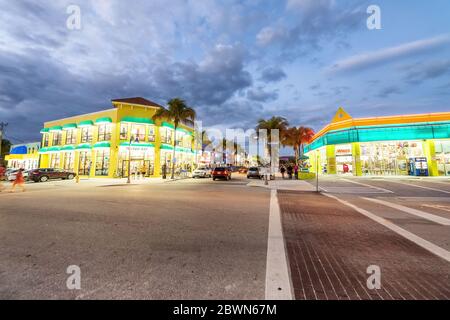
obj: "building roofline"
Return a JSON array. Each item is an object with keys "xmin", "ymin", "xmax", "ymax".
[
  {"xmin": 43, "ymin": 108, "xmax": 117, "ymax": 126},
  {"xmin": 311, "ymin": 111, "xmax": 450, "ymax": 142}
]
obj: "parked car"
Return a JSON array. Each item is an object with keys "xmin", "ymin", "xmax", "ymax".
[
  {"xmin": 192, "ymin": 167, "xmax": 211, "ymax": 178},
  {"xmin": 247, "ymin": 167, "xmax": 262, "ymax": 179},
  {"xmin": 29, "ymin": 168, "xmax": 76, "ymax": 182},
  {"xmin": 212, "ymin": 167, "xmax": 232, "ymax": 181},
  {"xmin": 7, "ymin": 169, "xmax": 30, "ymax": 181},
  {"xmin": 247, "ymin": 167, "xmax": 275, "ymax": 179}
]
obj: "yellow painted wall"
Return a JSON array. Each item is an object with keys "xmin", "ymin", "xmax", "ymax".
[
  {"xmin": 423, "ymin": 140, "xmax": 438, "ymax": 176},
  {"xmin": 351, "ymin": 142, "xmax": 362, "ymax": 176},
  {"xmin": 326, "ymin": 145, "xmax": 336, "ymax": 174}
]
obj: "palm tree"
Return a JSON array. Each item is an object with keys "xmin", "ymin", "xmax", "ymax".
[
  {"xmin": 153, "ymin": 98, "xmax": 196, "ymax": 179},
  {"xmin": 298, "ymin": 126, "xmax": 315, "ymax": 156},
  {"xmin": 256, "ymin": 116, "xmax": 289, "ymax": 166},
  {"xmin": 281, "ymin": 126, "xmax": 315, "ymax": 165}
]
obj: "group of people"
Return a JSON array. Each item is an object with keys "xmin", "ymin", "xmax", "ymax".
[
  {"xmin": 0, "ymin": 166, "xmax": 26, "ymax": 193},
  {"xmin": 280, "ymin": 164, "xmax": 300, "ymax": 180}
]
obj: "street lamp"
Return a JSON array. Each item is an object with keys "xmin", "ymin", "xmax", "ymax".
[{"xmin": 127, "ymin": 135, "xmax": 139, "ymax": 184}]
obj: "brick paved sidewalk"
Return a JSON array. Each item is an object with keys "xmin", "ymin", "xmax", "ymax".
[{"xmin": 278, "ymin": 191, "xmax": 450, "ymax": 300}]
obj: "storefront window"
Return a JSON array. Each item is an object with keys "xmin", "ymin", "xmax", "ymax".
[
  {"xmin": 50, "ymin": 153, "xmax": 61, "ymax": 168},
  {"xmin": 63, "ymin": 152, "xmax": 74, "ymax": 171},
  {"xmin": 131, "ymin": 124, "xmax": 146, "ymax": 141},
  {"xmin": 78, "ymin": 151, "xmax": 91, "ymax": 175},
  {"xmin": 43, "ymin": 134, "xmax": 49, "ymax": 147},
  {"xmin": 52, "ymin": 132, "xmax": 62, "ymax": 146},
  {"xmin": 65, "ymin": 129, "xmax": 77, "ymax": 145},
  {"xmin": 148, "ymin": 126, "xmax": 156, "ymax": 142},
  {"xmin": 160, "ymin": 128, "xmax": 173, "ymax": 145},
  {"xmin": 81, "ymin": 127, "xmax": 93, "ymax": 143},
  {"xmin": 360, "ymin": 141, "xmax": 423, "ymax": 176},
  {"xmin": 435, "ymin": 140, "xmax": 450, "ymax": 176},
  {"xmin": 95, "ymin": 149, "xmax": 110, "ymax": 176},
  {"xmin": 120, "ymin": 123, "xmax": 128, "ymax": 140},
  {"xmin": 118, "ymin": 146, "xmax": 155, "ymax": 177},
  {"xmin": 98, "ymin": 124, "xmax": 112, "ymax": 141}
]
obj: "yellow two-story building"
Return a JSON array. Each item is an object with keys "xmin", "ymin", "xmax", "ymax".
[{"xmin": 39, "ymin": 97, "xmax": 195, "ymax": 178}]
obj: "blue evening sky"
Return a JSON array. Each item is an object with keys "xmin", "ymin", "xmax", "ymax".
[{"xmin": 0, "ymin": 0, "xmax": 449, "ymax": 142}]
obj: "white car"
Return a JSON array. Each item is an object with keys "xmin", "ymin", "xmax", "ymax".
[
  {"xmin": 192, "ymin": 167, "xmax": 212, "ymax": 178},
  {"xmin": 7, "ymin": 169, "xmax": 29, "ymax": 181}
]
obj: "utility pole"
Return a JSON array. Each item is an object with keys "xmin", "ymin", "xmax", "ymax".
[{"xmin": 0, "ymin": 122, "xmax": 8, "ymax": 165}]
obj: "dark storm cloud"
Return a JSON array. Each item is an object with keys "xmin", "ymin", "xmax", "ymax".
[
  {"xmin": 259, "ymin": 67, "xmax": 287, "ymax": 83},
  {"xmin": 257, "ymin": 0, "xmax": 367, "ymax": 60},
  {"xmin": 247, "ymin": 88, "xmax": 278, "ymax": 102}
]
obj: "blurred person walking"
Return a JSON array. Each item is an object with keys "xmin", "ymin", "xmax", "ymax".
[{"xmin": 10, "ymin": 168, "xmax": 25, "ymax": 193}]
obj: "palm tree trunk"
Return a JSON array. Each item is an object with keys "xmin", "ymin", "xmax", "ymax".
[
  {"xmin": 171, "ymin": 125, "xmax": 177, "ymax": 179},
  {"xmin": 294, "ymin": 146, "xmax": 298, "ymax": 166}
]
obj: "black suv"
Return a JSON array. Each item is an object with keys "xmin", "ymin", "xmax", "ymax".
[{"xmin": 29, "ymin": 168, "xmax": 76, "ymax": 182}]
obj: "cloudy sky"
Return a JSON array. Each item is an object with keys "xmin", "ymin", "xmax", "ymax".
[{"xmin": 1, "ymin": 0, "xmax": 449, "ymax": 143}]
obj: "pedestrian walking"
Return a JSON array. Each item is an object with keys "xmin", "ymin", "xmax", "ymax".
[
  {"xmin": 280, "ymin": 165, "xmax": 286, "ymax": 179},
  {"xmin": 287, "ymin": 164, "xmax": 293, "ymax": 180},
  {"xmin": 10, "ymin": 168, "xmax": 25, "ymax": 193},
  {"xmin": 294, "ymin": 164, "xmax": 299, "ymax": 180}
]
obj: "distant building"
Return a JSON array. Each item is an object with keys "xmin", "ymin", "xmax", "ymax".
[
  {"xmin": 305, "ymin": 108, "xmax": 450, "ymax": 177},
  {"xmin": 5, "ymin": 142, "xmax": 41, "ymax": 170},
  {"xmin": 38, "ymin": 97, "xmax": 195, "ymax": 178}
]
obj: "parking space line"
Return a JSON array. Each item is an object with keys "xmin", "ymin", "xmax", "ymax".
[
  {"xmin": 362, "ymin": 197, "xmax": 450, "ymax": 226},
  {"xmin": 340, "ymin": 178, "xmax": 394, "ymax": 193},
  {"xmin": 382, "ymin": 180, "xmax": 450, "ymax": 194},
  {"xmin": 323, "ymin": 193, "xmax": 450, "ymax": 263},
  {"xmin": 265, "ymin": 189, "xmax": 293, "ymax": 300}
]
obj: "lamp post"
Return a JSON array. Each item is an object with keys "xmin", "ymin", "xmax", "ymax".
[{"xmin": 127, "ymin": 135, "xmax": 139, "ymax": 184}]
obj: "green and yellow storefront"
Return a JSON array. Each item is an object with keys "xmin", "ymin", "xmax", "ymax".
[
  {"xmin": 305, "ymin": 108, "xmax": 450, "ymax": 177},
  {"xmin": 38, "ymin": 98, "xmax": 195, "ymax": 178}
]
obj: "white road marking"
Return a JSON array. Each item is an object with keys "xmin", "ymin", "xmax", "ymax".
[
  {"xmin": 340, "ymin": 178, "xmax": 394, "ymax": 193},
  {"xmin": 265, "ymin": 189, "xmax": 293, "ymax": 300},
  {"xmin": 382, "ymin": 179, "xmax": 450, "ymax": 194},
  {"xmin": 422, "ymin": 204, "xmax": 450, "ymax": 213},
  {"xmin": 362, "ymin": 197, "xmax": 450, "ymax": 226},
  {"xmin": 323, "ymin": 193, "xmax": 450, "ymax": 263}
]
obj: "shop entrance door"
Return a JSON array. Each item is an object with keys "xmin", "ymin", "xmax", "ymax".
[{"xmin": 121, "ymin": 160, "xmax": 153, "ymax": 177}]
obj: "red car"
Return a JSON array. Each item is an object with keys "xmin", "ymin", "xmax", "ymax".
[{"xmin": 212, "ymin": 167, "xmax": 232, "ymax": 181}]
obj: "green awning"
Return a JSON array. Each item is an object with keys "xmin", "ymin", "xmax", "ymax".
[
  {"xmin": 78, "ymin": 120, "xmax": 94, "ymax": 127},
  {"xmin": 121, "ymin": 116, "xmax": 154, "ymax": 124},
  {"xmin": 175, "ymin": 147, "xmax": 191, "ymax": 153},
  {"xmin": 49, "ymin": 126, "xmax": 63, "ymax": 132},
  {"xmin": 39, "ymin": 147, "xmax": 49, "ymax": 153},
  {"xmin": 61, "ymin": 145, "xmax": 76, "ymax": 151},
  {"xmin": 160, "ymin": 144, "xmax": 174, "ymax": 150},
  {"xmin": 162, "ymin": 122, "xmax": 175, "ymax": 129},
  {"xmin": 40, "ymin": 128, "xmax": 49, "ymax": 134},
  {"xmin": 62, "ymin": 123, "xmax": 77, "ymax": 130},
  {"xmin": 93, "ymin": 142, "xmax": 111, "ymax": 149},
  {"xmin": 76, "ymin": 143, "xmax": 92, "ymax": 150},
  {"xmin": 95, "ymin": 117, "xmax": 113, "ymax": 124},
  {"xmin": 47, "ymin": 146, "xmax": 61, "ymax": 152},
  {"xmin": 119, "ymin": 142, "xmax": 155, "ymax": 148}
]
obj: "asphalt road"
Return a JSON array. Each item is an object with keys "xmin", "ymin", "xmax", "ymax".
[{"xmin": 0, "ymin": 175, "xmax": 270, "ymax": 299}]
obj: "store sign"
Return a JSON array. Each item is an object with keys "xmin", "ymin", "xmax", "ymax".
[
  {"xmin": 336, "ymin": 144, "xmax": 352, "ymax": 156},
  {"xmin": 120, "ymin": 146, "xmax": 153, "ymax": 152}
]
